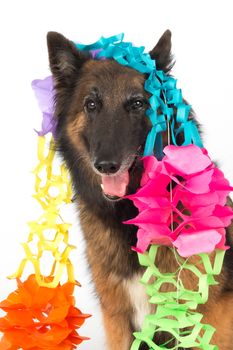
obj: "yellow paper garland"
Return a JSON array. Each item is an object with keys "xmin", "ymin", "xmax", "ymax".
[{"xmin": 8, "ymin": 135, "xmax": 76, "ymax": 288}]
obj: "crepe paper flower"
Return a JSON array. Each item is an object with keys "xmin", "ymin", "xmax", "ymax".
[
  {"xmin": 0, "ymin": 275, "xmax": 90, "ymax": 350},
  {"xmin": 31, "ymin": 50, "xmax": 105, "ymax": 138},
  {"xmin": 31, "ymin": 76, "xmax": 57, "ymax": 136},
  {"xmin": 125, "ymin": 144, "xmax": 233, "ymax": 257}
]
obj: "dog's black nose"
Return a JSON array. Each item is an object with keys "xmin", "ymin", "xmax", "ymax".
[{"xmin": 94, "ymin": 160, "xmax": 120, "ymax": 174}]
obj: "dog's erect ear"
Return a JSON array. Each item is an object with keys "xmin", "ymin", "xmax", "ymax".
[
  {"xmin": 47, "ymin": 31, "xmax": 88, "ymax": 84},
  {"xmin": 149, "ymin": 30, "xmax": 174, "ymax": 73}
]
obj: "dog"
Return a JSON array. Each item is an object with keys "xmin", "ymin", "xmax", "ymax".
[{"xmin": 47, "ymin": 30, "xmax": 233, "ymax": 350}]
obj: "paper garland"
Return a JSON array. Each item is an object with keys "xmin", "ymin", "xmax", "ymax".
[
  {"xmin": 0, "ymin": 275, "xmax": 90, "ymax": 349},
  {"xmin": 125, "ymin": 145, "xmax": 233, "ymax": 257},
  {"xmin": 125, "ymin": 145, "xmax": 233, "ymax": 349},
  {"xmin": 130, "ymin": 246, "xmax": 225, "ymax": 350},
  {"xmin": 9, "ymin": 136, "xmax": 75, "ymax": 288},
  {"xmin": 0, "ymin": 136, "xmax": 90, "ymax": 349}
]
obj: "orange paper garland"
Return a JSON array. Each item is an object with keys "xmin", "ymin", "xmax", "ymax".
[{"xmin": 0, "ymin": 275, "xmax": 90, "ymax": 350}]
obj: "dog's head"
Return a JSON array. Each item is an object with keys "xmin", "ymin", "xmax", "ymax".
[{"xmin": 47, "ymin": 31, "xmax": 173, "ymax": 202}]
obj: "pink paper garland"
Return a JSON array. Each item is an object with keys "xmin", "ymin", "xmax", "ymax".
[{"xmin": 125, "ymin": 144, "xmax": 233, "ymax": 257}]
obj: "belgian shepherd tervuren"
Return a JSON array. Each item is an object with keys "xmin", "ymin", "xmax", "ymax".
[{"xmin": 47, "ymin": 30, "xmax": 233, "ymax": 349}]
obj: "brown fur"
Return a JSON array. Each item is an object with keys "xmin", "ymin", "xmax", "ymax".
[{"xmin": 78, "ymin": 203, "xmax": 135, "ymax": 349}]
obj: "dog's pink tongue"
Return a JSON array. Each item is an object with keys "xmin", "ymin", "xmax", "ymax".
[{"xmin": 101, "ymin": 171, "xmax": 129, "ymax": 197}]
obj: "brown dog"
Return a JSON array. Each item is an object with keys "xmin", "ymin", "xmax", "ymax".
[{"xmin": 47, "ymin": 30, "xmax": 233, "ymax": 349}]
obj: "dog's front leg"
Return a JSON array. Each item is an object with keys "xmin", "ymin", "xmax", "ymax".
[
  {"xmin": 102, "ymin": 308, "xmax": 133, "ymax": 350},
  {"xmin": 92, "ymin": 271, "xmax": 134, "ymax": 350}
]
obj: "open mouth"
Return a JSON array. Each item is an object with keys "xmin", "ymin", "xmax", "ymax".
[
  {"xmin": 100, "ymin": 152, "xmax": 142, "ymax": 201},
  {"xmin": 103, "ymin": 193, "xmax": 122, "ymax": 201}
]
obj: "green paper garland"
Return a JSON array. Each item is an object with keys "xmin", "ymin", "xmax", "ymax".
[{"xmin": 130, "ymin": 246, "xmax": 225, "ymax": 349}]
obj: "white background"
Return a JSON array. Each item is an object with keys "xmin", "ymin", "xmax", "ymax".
[{"xmin": 0, "ymin": 1, "xmax": 233, "ymax": 349}]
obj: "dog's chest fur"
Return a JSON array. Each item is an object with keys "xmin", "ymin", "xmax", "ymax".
[
  {"xmin": 78, "ymin": 202, "xmax": 153, "ymax": 327},
  {"xmin": 124, "ymin": 274, "xmax": 151, "ymax": 330}
]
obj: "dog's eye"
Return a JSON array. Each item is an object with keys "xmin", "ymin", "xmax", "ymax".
[
  {"xmin": 133, "ymin": 100, "xmax": 143, "ymax": 108},
  {"xmin": 129, "ymin": 99, "xmax": 145, "ymax": 111},
  {"xmin": 85, "ymin": 99, "xmax": 97, "ymax": 111}
]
